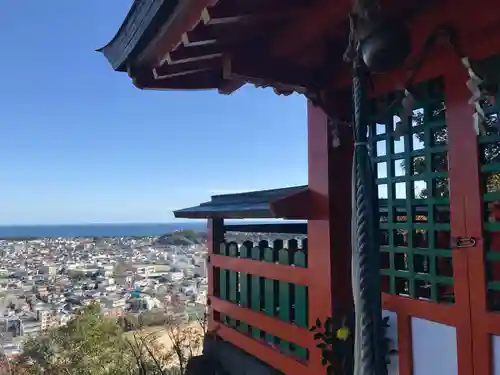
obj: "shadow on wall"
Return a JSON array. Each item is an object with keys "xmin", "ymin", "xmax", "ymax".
[{"xmin": 186, "ymin": 334, "xmax": 283, "ymax": 375}]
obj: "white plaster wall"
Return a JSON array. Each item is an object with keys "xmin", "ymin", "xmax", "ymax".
[
  {"xmin": 492, "ymin": 335, "xmax": 500, "ymax": 375},
  {"xmin": 383, "ymin": 310, "xmax": 399, "ymax": 375},
  {"xmin": 412, "ymin": 318, "xmax": 457, "ymax": 375}
]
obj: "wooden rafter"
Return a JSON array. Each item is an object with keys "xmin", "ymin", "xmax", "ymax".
[
  {"xmin": 208, "ymin": 0, "xmax": 310, "ymax": 18},
  {"xmin": 222, "ymin": 53, "xmax": 319, "ymax": 92},
  {"xmin": 181, "ymin": 20, "xmax": 275, "ymax": 49},
  {"xmin": 181, "ymin": 29, "xmax": 217, "ymax": 47},
  {"xmin": 153, "ymin": 56, "xmax": 222, "ymax": 79},
  {"xmin": 181, "ymin": 4, "xmax": 298, "ymax": 48},
  {"xmin": 131, "ymin": 68, "xmax": 221, "ymax": 91},
  {"xmin": 138, "ymin": 0, "xmax": 219, "ymax": 67},
  {"xmin": 218, "ymin": 79, "xmax": 245, "ymax": 95},
  {"xmin": 200, "ymin": 4, "xmax": 295, "ymax": 26},
  {"xmin": 163, "ymin": 43, "xmax": 223, "ymax": 65}
]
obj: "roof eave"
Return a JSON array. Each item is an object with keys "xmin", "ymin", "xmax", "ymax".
[
  {"xmin": 97, "ymin": 0, "xmax": 180, "ymax": 72},
  {"xmin": 134, "ymin": 0, "xmax": 216, "ymax": 69},
  {"xmin": 174, "ymin": 185, "xmax": 310, "ymax": 220}
]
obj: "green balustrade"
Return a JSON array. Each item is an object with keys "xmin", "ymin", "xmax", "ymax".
[{"xmin": 213, "ymin": 234, "xmax": 309, "ymax": 360}]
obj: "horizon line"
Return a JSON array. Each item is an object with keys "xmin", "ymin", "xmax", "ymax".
[
  {"xmin": 0, "ymin": 219, "xmax": 287, "ymax": 227},
  {"xmin": 0, "ymin": 221, "xmax": 205, "ymax": 227}
]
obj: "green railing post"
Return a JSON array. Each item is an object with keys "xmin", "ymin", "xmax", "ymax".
[
  {"xmin": 264, "ymin": 240, "xmax": 279, "ymax": 345},
  {"xmin": 238, "ymin": 241, "xmax": 253, "ymax": 334},
  {"xmin": 219, "ymin": 242, "xmax": 230, "ymax": 324},
  {"xmin": 228, "ymin": 242, "xmax": 239, "ymax": 328},
  {"xmin": 293, "ymin": 240, "xmax": 308, "ymax": 359},
  {"xmin": 278, "ymin": 240, "xmax": 293, "ymax": 353},
  {"xmin": 250, "ymin": 242, "xmax": 263, "ymax": 340}
]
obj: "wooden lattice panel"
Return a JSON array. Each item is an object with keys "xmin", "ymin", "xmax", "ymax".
[
  {"xmin": 476, "ymin": 61, "xmax": 500, "ymax": 311},
  {"xmin": 369, "ymin": 78, "xmax": 455, "ymax": 304}
]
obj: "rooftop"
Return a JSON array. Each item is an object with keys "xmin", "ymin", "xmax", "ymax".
[{"xmin": 174, "ymin": 185, "xmax": 309, "ymax": 219}]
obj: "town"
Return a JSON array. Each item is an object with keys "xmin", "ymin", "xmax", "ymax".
[{"xmin": 0, "ymin": 230, "xmax": 209, "ymax": 359}]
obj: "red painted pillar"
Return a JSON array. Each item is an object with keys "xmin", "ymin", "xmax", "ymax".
[
  {"xmin": 444, "ymin": 60, "xmax": 476, "ymax": 375},
  {"xmin": 207, "ymin": 217, "xmax": 224, "ymax": 331},
  {"xmin": 307, "ymin": 99, "xmax": 353, "ymax": 371}
]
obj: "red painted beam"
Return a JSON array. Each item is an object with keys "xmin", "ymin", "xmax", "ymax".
[
  {"xmin": 306, "ymin": 100, "xmax": 354, "ymax": 374},
  {"xmin": 382, "ymin": 293, "xmax": 458, "ymax": 325},
  {"xmin": 443, "ymin": 58, "xmax": 477, "ymax": 375},
  {"xmin": 216, "ymin": 325, "xmax": 309, "ymax": 375},
  {"xmin": 484, "ymin": 313, "xmax": 500, "ymax": 336},
  {"xmin": 211, "ymin": 297, "xmax": 312, "ymax": 347},
  {"xmin": 210, "ymin": 254, "xmax": 310, "ymax": 286},
  {"xmin": 270, "ymin": 188, "xmax": 310, "ymax": 219},
  {"xmin": 396, "ymin": 313, "xmax": 414, "ymax": 375}
]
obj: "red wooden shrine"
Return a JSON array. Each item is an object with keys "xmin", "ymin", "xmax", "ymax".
[{"xmin": 100, "ymin": 0, "xmax": 500, "ymax": 374}]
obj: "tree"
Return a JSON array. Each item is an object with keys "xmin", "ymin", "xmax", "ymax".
[
  {"xmin": 396, "ymin": 106, "xmax": 449, "ymax": 199},
  {"xmin": 194, "ymin": 311, "xmax": 208, "ymax": 335},
  {"xmin": 163, "ymin": 316, "xmax": 204, "ymax": 375},
  {"xmin": 403, "ymin": 101, "xmax": 500, "ymax": 198},
  {"xmin": 16, "ymin": 303, "xmax": 134, "ymax": 375},
  {"xmin": 125, "ymin": 331, "xmax": 175, "ymax": 375},
  {"xmin": 14, "ymin": 304, "xmax": 202, "ymax": 375}
]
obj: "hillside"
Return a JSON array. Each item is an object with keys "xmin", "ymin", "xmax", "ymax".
[
  {"xmin": 156, "ymin": 228, "xmax": 306, "ymax": 247},
  {"xmin": 156, "ymin": 229, "xmax": 207, "ymax": 246}
]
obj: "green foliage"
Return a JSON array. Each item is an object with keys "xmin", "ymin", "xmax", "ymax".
[
  {"xmin": 310, "ymin": 314, "xmax": 353, "ymax": 375},
  {"xmin": 310, "ymin": 314, "xmax": 397, "ymax": 375},
  {"xmin": 15, "ymin": 303, "xmax": 178, "ymax": 375}
]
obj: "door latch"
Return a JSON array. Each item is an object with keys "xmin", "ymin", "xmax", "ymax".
[{"xmin": 453, "ymin": 236, "xmax": 477, "ymax": 248}]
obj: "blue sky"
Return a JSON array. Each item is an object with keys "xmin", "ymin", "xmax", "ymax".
[{"xmin": 0, "ymin": 1, "xmax": 307, "ymax": 225}]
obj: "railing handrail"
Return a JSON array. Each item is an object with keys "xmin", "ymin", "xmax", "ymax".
[{"xmin": 224, "ymin": 223, "xmax": 307, "ymax": 234}]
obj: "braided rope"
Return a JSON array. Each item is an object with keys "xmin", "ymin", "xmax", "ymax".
[{"xmin": 352, "ymin": 54, "xmax": 387, "ymax": 375}]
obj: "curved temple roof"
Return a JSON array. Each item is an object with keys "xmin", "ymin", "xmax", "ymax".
[
  {"xmin": 98, "ymin": 0, "xmax": 179, "ymax": 71},
  {"xmin": 97, "ymin": 0, "xmax": 360, "ymax": 93},
  {"xmin": 98, "ymin": 0, "xmax": 427, "ymax": 93}
]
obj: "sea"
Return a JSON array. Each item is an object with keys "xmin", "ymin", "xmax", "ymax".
[{"xmin": 0, "ymin": 221, "xmax": 208, "ymax": 239}]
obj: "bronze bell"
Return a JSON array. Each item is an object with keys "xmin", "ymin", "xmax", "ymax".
[{"xmin": 358, "ymin": 19, "xmax": 411, "ymax": 73}]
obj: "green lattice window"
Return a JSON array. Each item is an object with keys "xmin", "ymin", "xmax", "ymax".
[
  {"xmin": 370, "ymin": 78, "xmax": 454, "ymax": 304},
  {"xmin": 476, "ymin": 56, "xmax": 500, "ymax": 311}
]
